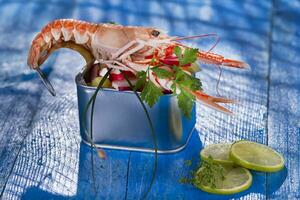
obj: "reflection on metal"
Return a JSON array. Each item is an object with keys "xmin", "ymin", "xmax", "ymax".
[
  {"xmin": 169, "ymin": 97, "xmax": 183, "ymax": 141},
  {"xmin": 76, "ymin": 73, "xmax": 196, "ymax": 154}
]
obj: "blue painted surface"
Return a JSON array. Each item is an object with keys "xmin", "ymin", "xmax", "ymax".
[{"xmin": 0, "ymin": 0, "xmax": 299, "ymax": 199}]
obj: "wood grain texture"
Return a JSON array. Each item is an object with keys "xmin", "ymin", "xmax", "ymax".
[
  {"xmin": 126, "ymin": 0, "xmax": 272, "ymax": 199},
  {"xmin": 0, "ymin": 0, "xmax": 299, "ymax": 199},
  {"xmin": 0, "ymin": 1, "xmax": 66, "ymax": 193},
  {"xmin": 0, "ymin": 1, "xmax": 84, "ymax": 198},
  {"xmin": 267, "ymin": 0, "xmax": 300, "ymax": 199},
  {"xmin": 1, "ymin": 50, "xmax": 130, "ymax": 199}
]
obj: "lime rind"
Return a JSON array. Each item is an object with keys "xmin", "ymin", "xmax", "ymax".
[
  {"xmin": 230, "ymin": 140, "xmax": 285, "ymax": 172},
  {"xmin": 195, "ymin": 167, "xmax": 252, "ymax": 195},
  {"xmin": 200, "ymin": 143, "xmax": 235, "ymax": 165},
  {"xmin": 195, "ymin": 140, "xmax": 284, "ymax": 195}
]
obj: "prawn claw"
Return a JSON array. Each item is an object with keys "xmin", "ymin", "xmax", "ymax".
[{"xmin": 192, "ymin": 90, "xmax": 235, "ymax": 114}]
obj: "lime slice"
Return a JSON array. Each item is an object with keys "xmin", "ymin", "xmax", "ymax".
[
  {"xmin": 200, "ymin": 143, "xmax": 234, "ymax": 165},
  {"xmin": 230, "ymin": 140, "xmax": 285, "ymax": 172},
  {"xmin": 194, "ymin": 166, "xmax": 252, "ymax": 195}
]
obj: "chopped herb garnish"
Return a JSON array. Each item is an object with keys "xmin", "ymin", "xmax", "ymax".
[
  {"xmin": 179, "ymin": 177, "xmax": 190, "ymax": 184},
  {"xmin": 179, "ymin": 156, "xmax": 226, "ymax": 189},
  {"xmin": 193, "ymin": 155, "xmax": 226, "ymax": 189}
]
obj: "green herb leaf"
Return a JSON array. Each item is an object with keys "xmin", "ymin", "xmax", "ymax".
[
  {"xmin": 181, "ymin": 48, "xmax": 198, "ymax": 66},
  {"xmin": 141, "ymin": 81, "xmax": 163, "ymax": 107},
  {"xmin": 177, "ymin": 88, "xmax": 195, "ymax": 119},
  {"xmin": 134, "ymin": 71, "xmax": 147, "ymax": 91},
  {"xmin": 151, "ymin": 67, "xmax": 173, "ymax": 78},
  {"xmin": 174, "ymin": 46, "xmax": 182, "ymax": 63},
  {"xmin": 171, "ymin": 65, "xmax": 201, "ymax": 118},
  {"xmin": 190, "ymin": 77, "xmax": 202, "ymax": 91},
  {"xmin": 179, "ymin": 74, "xmax": 202, "ymax": 91},
  {"xmin": 174, "ymin": 46, "xmax": 198, "ymax": 66},
  {"xmin": 134, "ymin": 45, "xmax": 201, "ymax": 118}
]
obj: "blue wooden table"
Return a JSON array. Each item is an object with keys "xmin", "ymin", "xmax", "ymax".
[{"xmin": 0, "ymin": 0, "xmax": 299, "ymax": 199}]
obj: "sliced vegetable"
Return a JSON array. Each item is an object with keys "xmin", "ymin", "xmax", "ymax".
[
  {"xmin": 230, "ymin": 140, "xmax": 285, "ymax": 172},
  {"xmin": 165, "ymin": 46, "xmax": 175, "ymax": 57},
  {"xmin": 89, "ymin": 77, "xmax": 112, "ymax": 88},
  {"xmin": 194, "ymin": 165, "xmax": 252, "ymax": 195},
  {"xmin": 112, "ymin": 79, "xmax": 137, "ymax": 90},
  {"xmin": 160, "ymin": 57, "xmax": 179, "ymax": 66},
  {"xmin": 200, "ymin": 143, "xmax": 234, "ymax": 165},
  {"xmin": 110, "ymin": 70, "xmax": 136, "ymax": 81}
]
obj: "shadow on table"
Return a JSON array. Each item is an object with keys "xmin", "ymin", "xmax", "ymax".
[
  {"xmin": 21, "ymin": 130, "xmax": 202, "ymax": 199},
  {"xmin": 123, "ymin": 130, "xmax": 288, "ymax": 199},
  {"xmin": 20, "ymin": 130, "xmax": 287, "ymax": 200}
]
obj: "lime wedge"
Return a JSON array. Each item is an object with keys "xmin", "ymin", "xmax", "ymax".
[
  {"xmin": 194, "ymin": 166, "xmax": 252, "ymax": 195},
  {"xmin": 200, "ymin": 143, "xmax": 234, "ymax": 165},
  {"xmin": 230, "ymin": 140, "xmax": 285, "ymax": 172}
]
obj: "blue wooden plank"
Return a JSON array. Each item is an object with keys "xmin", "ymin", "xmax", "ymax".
[
  {"xmin": 1, "ymin": 49, "xmax": 130, "ymax": 199},
  {"xmin": 19, "ymin": 143, "xmax": 130, "ymax": 200},
  {"xmin": 267, "ymin": 0, "xmax": 300, "ymax": 199},
  {"xmin": 0, "ymin": 1, "xmax": 132, "ymax": 198},
  {"xmin": 0, "ymin": 0, "xmax": 75, "ymax": 194},
  {"xmin": 3, "ymin": 0, "xmax": 297, "ymax": 199},
  {"xmin": 127, "ymin": 131, "xmax": 267, "ymax": 200},
  {"xmin": 126, "ymin": 0, "xmax": 272, "ymax": 199}
]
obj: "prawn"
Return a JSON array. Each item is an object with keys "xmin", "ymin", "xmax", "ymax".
[{"xmin": 27, "ymin": 19, "xmax": 248, "ymax": 114}]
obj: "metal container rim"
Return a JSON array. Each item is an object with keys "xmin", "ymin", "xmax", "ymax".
[{"xmin": 75, "ymin": 73, "xmax": 174, "ymax": 96}]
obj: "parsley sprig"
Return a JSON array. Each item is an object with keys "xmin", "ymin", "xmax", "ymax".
[
  {"xmin": 135, "ymin": 69, "xmax": 163, "ymax": 107},
  {"xmin": 135, "ymin": 46, "xmax": 202, "ymax": 118}
]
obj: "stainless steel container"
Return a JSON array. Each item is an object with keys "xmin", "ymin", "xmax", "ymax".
[{"xmin": 76, "ymin": 73, "xmax": 195, "ymax": 153}]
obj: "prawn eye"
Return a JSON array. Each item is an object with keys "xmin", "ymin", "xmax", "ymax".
[{"xmin": 151, "ymin": 30, "xmax": 160, "ymax": 37}]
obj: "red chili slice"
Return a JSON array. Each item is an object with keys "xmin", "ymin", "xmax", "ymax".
[
  {"xmin": 160, "ymin": 58, "xmax": 179, "ymax": 66},
  {"xmin": 165, "ymin": 46, "xmax": 175, "ymax": 57},
  {"xmin": 160, "ymin": 58, "xmax": 192, "ymax": 67}
]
